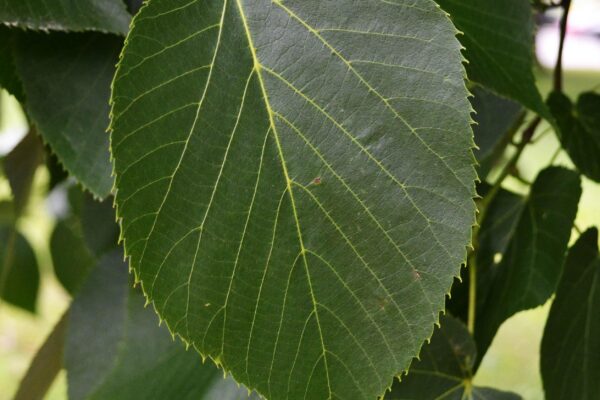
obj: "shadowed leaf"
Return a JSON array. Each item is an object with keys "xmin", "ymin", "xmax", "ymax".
[
  {"xmin": 475, "ymin": 167, "xmax": 581, "ymax": 361},
  {"xmin": 436, "ymin": 0, "xmax": 550, "ymax": 120},
  {"xmin": 13, "ymin": 32, "xmax": 122, "ymax": 198},
  {"xmin": 541, "ymin": 228, "xmax": 600, "ymax": 400},
  {"xmin": 0, "ymin": 225, "xmax": 39, "ymax": 312},
  {"xmin": 0, "ymin": 0, "xmax": 131, "ymax": 34},
  {"xmin": 65, "ymin": 251, "xmax": 258, "ymax": 400},
  {"xmin": 548, "ymin": 91, "xmax": 600, "ymax": 182},
  {"xmin": 388, "ymin": 315, "xmax": 521, "ymax": 399}
]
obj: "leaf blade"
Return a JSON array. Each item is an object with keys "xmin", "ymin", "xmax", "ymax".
[
  {"xmin": 475, "ymin": 167, "xmax": 581, "ymax": 360},
  {"xmin": 436, "ymin": 0, "xmax": 550, "ymax": 120},
  {"xmin": 65, "ymin": 251, "xmax": 258, "ymax": 400},
  {"xmin": 0, "ymin": 0, "xmax": 131, "ymax": 34},
  {"xmin": 541, "ymin": 228, "xmax": 600, "ymax": 400},
  {"xmin": 111, "ymin": 1, "xmax": 477, "ymax": 399},
  {"xmin": 13, "ymin": 32, "xmax": 121, "ymax": 198}
]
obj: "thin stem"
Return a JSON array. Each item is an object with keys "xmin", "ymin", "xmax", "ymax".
[
  {"xmin": 554, "ymin": 0, "xmax": 572, "ymax": 92},
  {"xmin": 548, "ymin": 146, "xmax": 562, "ymax": 165}
]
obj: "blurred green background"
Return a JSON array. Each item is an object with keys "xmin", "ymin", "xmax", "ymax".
[{"xmin": 1, "ymin": 28, "xmax": 600, "ymax": 400}]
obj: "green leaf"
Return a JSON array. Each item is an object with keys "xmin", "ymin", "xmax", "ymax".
[
  {"xmin": 111, "ymin": 1, "xmax": 477, "ymax": 398},
  {"xmin": 548, "ymin": 91, "xmax": 600, "ymax": 182},
  {"xmin": 45, "ymin": 147, "xmax": 69, "ymax": 192},
  {"xmin": 3, "ymin": 130, "xmax": 44, "ymax": 216},
  {"xmin": 448, "ymin": 186, "xmax": 525, "ymax": 323},
  {"xmin": 475, "ymin": 167, "xmax": 581, "ymax": 360},
  {"xmin": 541, "ymin": 228, "xmax": 600, "ymax": 400},
  {"xmin": 50, "ymin": 218, "xmax": 96, "ymax": 295},
  {"xmin": 0, "ymin": 0, "xmax": 131, "ymax": 34},
  {"xmin": 66, "ymin": 251, "xmax": 258, "ymax": 400},
  {"xmin": 13, "ymin": 311, "xmax": 68, "ymax": 400},
  {"xmin": 0, "ymin": 26, "xmax": 24, "ymax": 102},
  {"xmin": 388, "ymin": 315, "xmax": 521, "ymax": 400},
  {"xmin": 0, "ymin": 225, "xmax": 39, "ymax": 312},
  {"xmin": 79, "ymin": 192, "xmax": 119, "ymax": 257},
  {"xmin": 471, "ymin": 87, "xmax": 523, "ymax": 178},
  {"xmin": 436, "ymin": 0, "xmax": 550, "ymax": 120},
  {"xmin": 13, "ymin": 32, "xmax": 122, "ymax": 198},
  {"xmin": 51, "ymin": 187, "xmax": 119, "ymax": 293}
]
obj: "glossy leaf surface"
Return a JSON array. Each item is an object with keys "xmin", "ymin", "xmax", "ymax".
[{"xmin": 111, "ymin": 1, "xmax": 477, "ymax": 398}]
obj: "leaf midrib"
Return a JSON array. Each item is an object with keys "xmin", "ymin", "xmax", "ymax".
[{"xmin": 234, "ymin": 1, "xmax": 333, "ymax": 398}]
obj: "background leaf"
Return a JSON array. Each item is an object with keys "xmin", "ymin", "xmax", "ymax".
[
  {"xmin": 50, "ymin": 187, "xmax": 119, "ymax": 294},
  {"xmin": 3, "ymin": 130, "xmax": 44, "ymax": 216},
  {"xmin": 388, "ymin": 315, "xmax": 521, "ymax": 399},
  {"xmin": 436, "ymin": 0, "xmax": 551, "ymax": 121},
  {"xmin": 0, "ymin": 26, "xmax": 24, "ymax": 102},
  {"xmin": 50, "ymin": 218, "xmax": 96, "ymax": 295},
  {"xmin": 0, "ymin": 0, "xmax": 131, "ymax": 34},
  {"xmin": 471, "ymin": 87, "xmax": 523, "ymax": 178},
  {"xmin": 65, "ymin": 251, "xmax": 258, "ymax": 400},
  {"xmin": 0, "ymin": 224, "xmax": 39, "ymax": 312},
  {"xmin": 541, "ymin": 228, "xmax": 600, "ymax": 400},
  {"xmin": 475, "ymin": 167, "xmax": 581, "ymax": 361},
  {"xmin": 13, "ymin": 32, "xmax": 122, "ymax": 198},
  {"xmin": 448, "ymin": 186, "xmax": 525, "ymax": 323},
  {"xmin": 111, "ymin": 1, "xmax": 477, "ymax": 399},
  {"xmin": 13, "ymin": 312, "xmax": 68, "ymax": 400},
  {"xmin": 548, "ymin": 91, "xmax": 600, "ymax": 182}
]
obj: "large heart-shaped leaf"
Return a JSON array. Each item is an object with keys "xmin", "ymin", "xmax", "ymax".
[
  {"xmin": 541, "ymin": 228, "xmax": 600, "ymax": 400},
  {"xmin": 436, "ymin": 0, "xmax": 550, "ymax": 121},
  {"xmin": 388, "ymin": 315, "xmax": 521, "ymax": 399},
  {"xmin": 0, "ymin": 0, "xmax": 131, "ymax": 34},
  {"xmin": 111, "ymin": 1, "xmax": 477, "ymax": 399}
]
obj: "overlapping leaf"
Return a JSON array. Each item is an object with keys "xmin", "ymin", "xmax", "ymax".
[
  {"xmin": 541, "ymin": 228, "xmax": 600, "ymax": 400},
  {"xmin": 50, "ymin": 217, "xmax": 95, "ymax": 294},
  {"xmin": 436, "ymin": 0, "xmax": 550, "ymax": 121},
  {"xmin": 4, "ymin": 131, "xmax": 44, "ymax": 215},
  {"xmin": 388, "ymin": 315, "xmax": 521, "ymax": 400},
  {"xmin": 0, "ymin": 26, "xmax": 24, "ymax": 101},
  {"xmin": 0, "ymin": 0, "xmax": 131, "ymax": 34},
  {"xmin": 448, "ymin": 186, "xmax": 524, "ymax": 323},
  {"xmin": 475, "ymin": 167, "xmax": 581, "ymax": 359},
  {"xmin": 111, "ymin": 0, "xmax": 477, "ymax": 399},
  {"xmin": 66, "ymin": 251, "xmax": 258, "ymax": 400},
  {"xmin": 0, "ymin": 225, "xmax": 39, "ymax": 312},
  {"xmin": 471, "ymin": 87, "xmax": 523, "ymax": 178},
  {"xmin": 548, "ymin": 91, "xmax": 600, "ymax": 182},
  {"xmin": 51, "ymin": 188, "xmax": 119, "ymax": 293},
  {"xmin": 13, "ymin": 32, "xmax": 121, "ymax": 198}
]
